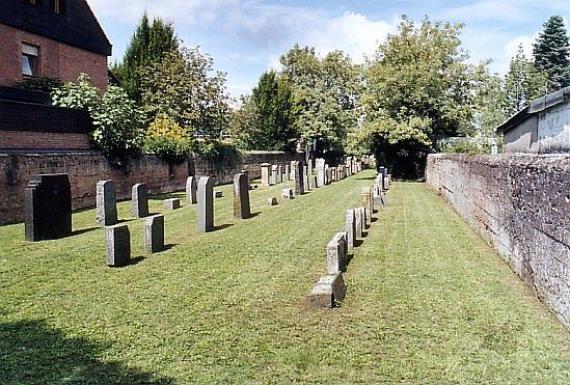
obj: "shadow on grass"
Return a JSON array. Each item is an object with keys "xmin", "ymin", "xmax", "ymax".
[
  {"xmin": 129, "ymin": 256, "xmax": 146, "ymax": 266},
  {"xmin": 248, "ymin": 212, "xmax": 261, "ymax": 219},
  {"xmin": 371, "ymin": 217, "xmax": 379, "ymax": 223},
  {"xmin": 163, "ymin": 244, "xmax": 177, "ymax": 251},
  {"xmin": 72, "ymin": 226, "xmax": 99, "ymax": 236},
  {"xmin": 354, "ymin": 176, "xmax": 376, "ymax": 181},
  {"xmin": 354, "ymin": 240, "xmax": 364, "ymax": 248},
  {"xmin": 214, "ymin": 224, "xmax": 233, "ymax": 231},
  {"xmin": 0, "ymin": 319, "xmax": 174, "ymax": 385},
  {"xmin": 149, "ymin": 193, "xmax": 184, "ymax": 201}
]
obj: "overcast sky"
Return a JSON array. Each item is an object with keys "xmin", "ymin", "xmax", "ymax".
[{"xmin": 88, "ymin": 0, "xmax": 570, "ymax": 99}]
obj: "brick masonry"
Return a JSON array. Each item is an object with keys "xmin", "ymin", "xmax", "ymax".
[
  {"xmin": 426, "ymin": 153, "xmax": 570, "ymax": 328},
  {"xmin": 0, "ymin": 23, "xmax": 108, "ymax": 90},
  {"xmin": 1, "ymin": 150, "xmax": 304, "ymax": 225}
]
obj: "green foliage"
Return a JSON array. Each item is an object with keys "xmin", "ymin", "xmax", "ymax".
[
  {"xmin": 533, "ymin": 15, "xmax": 570, "ymax": 91},
  {"xmin": 13, "ymin": 76, "xmax": 63, "ymax": 93},
  {"xmin": 439, "ymin": 139, "xmax": 488, "ymax": 155},
  {"xmin": 280, "ymin": 46, "xmax": 360, "ymax": 154},
  {"xmin": 113, "ymin": 13, "xmax": 179, "ymax": 101},
  {"xmin": 139, "ymin": 47, "xmax": 230, "ymax": 141},
  {"xmin": 52, "ymin": 74, "xmax": 145, "ymax": 162},
  {"xmin": 471, "ymin": 62, "xmax": 508, "ymax": 136},
  {"xmin": 228, "ymin": 95, "xmax": 258, "ymax": 150},
  {"xmin": 145, "ymin": 114, "xmax": 193, "ymax": 164},
  {"xmin": 357, "ymin": 17, "xmax": 472, "ymax": 155},
  {"xmin": 231, "ymin": 71, "xmax": 295, "ymax": 151},
  {"xmin": 195, "ymin": 140, "xmax": 243, "ymax": 171},
  {"xmin": 505, "ymin": 44, "xmax": 548, "ymax": 115}
]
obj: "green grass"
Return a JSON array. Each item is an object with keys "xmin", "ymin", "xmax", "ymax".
[{"xmin": 1, "ymin": 171, "xmax": 569, "ymax": 384}]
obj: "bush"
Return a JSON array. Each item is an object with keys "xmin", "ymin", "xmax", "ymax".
[
  {"xmin": 145, "ymin": 115, "xmax": 193, "ymax": 164},
  {"xmin": 14, "ymin": 76, "xmax": 63, "ymax": 93},
  {"xmin": 196, "ymin": 140, "xmax": 244, "ymax": 171},
  {"xmin": 52, "ymin": 74, "xmax": 145, "ymax": 163}
]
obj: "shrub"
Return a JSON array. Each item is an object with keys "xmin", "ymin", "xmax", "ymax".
[
  {"xmin": 145, "ymin": 115, "xmax": 193, "ymax": 164},
  {"xmin": 196, "ymin": 140, "xmax": 244, "ymax": 171},
  {"xmin": 14, "ymin": 76, "xmax": 63, "ymax": 93}
]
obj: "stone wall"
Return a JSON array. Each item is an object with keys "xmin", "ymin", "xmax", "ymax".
[
  {"xmin": 426, "ymin": 153, "xmax": 570, "ymax": 328},
  {"xmin": 1, "ymin": 150, "xmax": 303, "ymax": 225}
]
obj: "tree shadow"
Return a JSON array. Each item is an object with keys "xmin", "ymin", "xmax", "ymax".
[{"xmin": 0, "ymin": 319, "xmax": 175, "ymax": 385}]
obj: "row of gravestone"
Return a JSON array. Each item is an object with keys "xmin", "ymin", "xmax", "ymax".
[{"xmin": 305, "ymin": 168, "xmax": 390, "ymax": 308}]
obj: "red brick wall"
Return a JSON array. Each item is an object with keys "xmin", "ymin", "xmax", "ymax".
[
  {"xmin": 0, "ymin": 23, "xmax": 108, "ymax": 90},
  {"xmin": 0, "ymin": 151, "xmax": 304, "ymax": 225},
  {"xmin": 0, "ymin": 131, "xmax": 92, "ymax": 150}
]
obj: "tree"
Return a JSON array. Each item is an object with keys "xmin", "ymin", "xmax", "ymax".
[
  {"xmin": 505, "ymin": 44, "xmax": 548, "ymax": 115},
  {"xmin": 139, "ymin": 47, "xmax": 230, "ymax": 141},
  {"xmin": 113, "ymin": 14, "xmax": 179, "ymax": 101},
  {"xmin": 533, "ymin": 15, "xmax": 570, "ymax": 91},
  {"xmin": 471, "ymin": 62, "xmax": 507, "ymax": 136},
  {"xmin": 280, "ymin": 45, "xmax": 360, "ymax": 155},
  {"xmin": 354, "ymin": 17, "xmax": 472, "ymax": 178}
]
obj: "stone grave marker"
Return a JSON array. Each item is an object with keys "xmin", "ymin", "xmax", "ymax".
[
  {"xmin": 267, "ymin": 197, "xmax": 278, "ymax": 206},
  {"xmin": 131, "ymin": 183, "xmax": 149, "ymax": 218},
  {"xmin": 261, "ymin": 163, "xmax": 271, "ymax": 187},
  {"xmin": 164, "ymin": 198, "xmax": 181, "ymax": 211},
  {"xmin": 106, "ymin": 224, "xmax": 131, "ymax": 267},
  {"xmin": 233, "ymin": 173, "xmax": 251, "ymax": 219},
  {"xmin": 306, "ymin": 273, "xmax": 346, "ymax": 308},
  {"xmin": 144, "ymin": 215, "xmax": 164, "ymax": 253},
  {"xmin": 294, "ymin": 161, "xmax": 305, "ymax": 195},
  {"xmin": 282, "ymin": 188, "xmax": 294, "ymax": 199},
  {"xmin": 96, "ymin": 180, "xmax": 117, "ymax": 226},
  {"xmin": 197, "ymin": 177, "xmax": 214, "ymax": 232},
  {"xmin": 186, "ymin": 176, "xmax": 198, "ymax": 205},
  {"xmin": 345, "ymin": 209, "xmax": 356, "ymax": 251}
]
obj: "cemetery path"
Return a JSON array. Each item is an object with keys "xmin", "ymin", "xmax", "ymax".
[{"xmin": 1, "ymin": 171, "xmax": 570, "ymax": 384}]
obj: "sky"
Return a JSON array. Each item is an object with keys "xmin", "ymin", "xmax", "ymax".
[{"xmin": 88, "ymin": 0, "xmax": 570, "ymax": 99}]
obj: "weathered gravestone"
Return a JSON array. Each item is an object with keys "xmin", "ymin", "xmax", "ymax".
[
  {"xmin": 290, "ymin": 161, "xmax": 297, "ymax": 181},
  {"xmin": 267, "ymin": 197, "xmax": 278, "ymax": 206},
  {"xmin": 303, "ymin": 165, "xmax": 310, "ymax": 191},
  {"xmin": 316, "ymin": 158, "xmax": 326, "ymax": 187},
  {"xmin": 25, "ymin": 174, "xmax": 72, "ymax": 242},
  {"xmin": 164, "ymin": 198, "xmax": 180, "ymax": 211},
  {"xmin": 282, "ymin": 188, "xmax": 294, "ymax": 199},
  {"xmin": 261, "ymin": 163, "xmax": 271, "ymax": 187},
  {"xmin": 131, "ymin": 183, "xmax": 149, "ymax": 218},
  {"xmin": 284, "ymin": 165, "xmax": 290, "ymax": 181},
  {"xmin": 294, "ymin": 161, "xmax": 305, "ymax": 195},
  {"xmin": 310, "ymin": 175, "xmax": 318, "ymax": 190},
  {"xmin": 144, "ymin": 214, "xmax": 164, "ymax": 253},
  {"xmin": 277, "ymin": 165, "xmax": 284, "ymax": 184},
  {"xmin": 308, "ymin": 159, "xmax": 313, "ymax": 176},
  {"xmin": 354, "ymin": 207, "xmax": 363, "ymax": 239},
  {"xmin": 96, "ymin": 180, "xmax": 117, "ymax": 226},
  {"xmin": 233, "ymin": 173, "xmax": 251, "ymax": 219},
  {"xmin": 345, "ymin": 209, "xmax": 356, "ymax": 251},
  {"xmin": 362, "ymin": 187, "xmax": 373, "ymax": 215},
  {"xmin": 106, "ymin": 224, "xmax": 130, "ymax": 267},
  {"xmin": 306, "ymin": 273, "xmax": 346, "ymax": 308},
  {"xmin": 363, "ymin": 206, "xmax": 371, "ymax": 228},
  {"xmin": 326, "ymin": 233, "xmax": 348, "ymax": 274},
  {"xmin": 271, "ymin": 165, "xmax": 278, "ymax": 185},
  {"xmin": 186, "ymin": 176, "xmax": 197, "ymax": 205},
  {"xmin": 197, "ymin": 177, "xmax": 214, "ymax": 232}
]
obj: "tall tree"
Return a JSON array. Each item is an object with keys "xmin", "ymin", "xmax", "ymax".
[
  {"xmin": 505, "ymin": 44, "xmax": 548, "ymax": 115},
  {"xmin": 280, "ymin": 46, "xmax": 360, "ymax": 155},
  {"xmin": 248, "ymin": 71, "xmax": 295, "ymax": 151},
  {"xmin": 471, "ymin": 62, "xmax": 507, "ymax": 136},
  {"xmin": 533, "ymin": 15, "xmax": 570, "ymax": 91},
  {"xmin": 114, "ymin": 14, "xmax": 179, "ymax": 101}
]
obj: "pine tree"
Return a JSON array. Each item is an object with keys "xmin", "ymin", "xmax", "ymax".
[
  {"xmin": 532, "ymin": 15, "xmax": 570, "ymax": 91},
  {"xmin": 114, "ymin": 13, "xmax": 179, "ymax": 102},
  {"xmin": 506, "ymin": 44, "xmax": 548, "ymax": 115}
]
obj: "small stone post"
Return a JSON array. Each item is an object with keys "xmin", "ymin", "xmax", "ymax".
[
  {"xmin": 131, "ymin": 183, "xmax": 149, "ymax": 218},
  {"xmin": 261, "ymin": 163, "xmax": 271, "ymax": 187},
  {"xmin": 233, "ymin": 173, "xmax": 251, "ymax": 219},
  {"xmin": 96, "ymin": 180, "xmax": 117, "ymax": 226},
  {"xmin": 106, "ymin": 224, "xmax": 130, "ymax": 267},
  {"xmin": 144, "ymin": 215, "xmax": 164, "ymax": 253},
  {"xmin": 197, "ymin": 177, "xmax": 214, "ymax": 232},
  {"xmin": 294, "ymin": 161, "xmax": 305, "ymax": 196}
]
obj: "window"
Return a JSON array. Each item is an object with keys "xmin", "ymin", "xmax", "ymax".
[
  {"xmin": 22, "ymin": 44, "xmax": 39, "ymax": 77},
  {"xmin": 51, "ymin": 0, "xmax": 65, "ymax": 14}
]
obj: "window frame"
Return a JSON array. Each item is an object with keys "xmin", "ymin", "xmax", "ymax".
[{"xmin": 21, "ymin": 43, "xmax": 40, "ymax": 78}]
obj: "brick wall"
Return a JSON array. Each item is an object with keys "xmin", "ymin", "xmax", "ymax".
[
  {"xmin": 0, "ymin": 23, "xmax": 108, "ymax": 90},
  {"xmin": 426, "ymin": 153, "xmax": 570, "ymax": 328},
  {"xmin": 0, "ymin": 150, "xmax": 304, "ymax": 225}
]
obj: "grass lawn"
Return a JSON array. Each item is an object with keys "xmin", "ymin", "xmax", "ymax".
[{"xmin": 1, "ymin": 170, "xmax": 570, "ymax": 384}]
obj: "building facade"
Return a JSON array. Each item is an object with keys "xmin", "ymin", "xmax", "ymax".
[{"xmin": 0, "ymin": 0, "xmax": 111, "ymax": 90}]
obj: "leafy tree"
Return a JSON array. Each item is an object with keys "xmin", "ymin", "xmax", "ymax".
[
  {"xmin": 470, "ymin": 62, "xmax": 507, "ymax": 137},
  {"xmin": 533, "ymin": 15, "xmax": 570, "ymax": 91},
  {"xmin": 243, "ymin": 71, "xmax": 295, "ymax": 151},
  {"xmin": 505, "ymin": 44, "xmax": 548, "ymax": 115},
  {"xmin": 228, "ymin": 95, "xmax": 258, "ymax": 150},
  {"xmin": 145, "ymin": 114, "xmax": 193, "ymax": 164},
  {"xmin": 353, "ymin": 17, "xmax": 472, "ymax": 177},
  {"xmin": 113, "ymin": 13, "xmax": 179, "ymax": 101},
  {"xmin": 139, "ymin": 47, "xmax": 230, "ymax": 141},
  {"xmin": 280, "ymin": 45, "xmax": 360, "ymax": 155},
  {"xmin": 52, "ymin": 74, "xmax": 145, "ymax": 162}
]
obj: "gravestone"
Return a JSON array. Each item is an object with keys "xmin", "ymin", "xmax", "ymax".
[
  {"xmin": 277, "ymin": 165, "xmax": 284, "ymax": 184},
  {"xmin": 290, "ymin": 161, "xmax": 297, "ymax": 181},
  {"xmin": 306, "ymin": 273, "xmax": 346, "ymax": 308},
  {"xmin": 197, "ymin": 177, "xmax": 214, "ymax": 232},
  {"xmin": 316, "ymin": 158, "xmax": 326, "ymax": 187},
  {"xmin": 25, "ymin": 174, "xmax": 72, "ymax": 242},
  {"xmin": 131, "ymin": 183, "xmax": 149, "ymax": 218},
  {"xmin": 303, "ymin": 165, "xmax": 310, "ymax": 191},
  {"xmin": 308, "ymin": 159, "xmax": 313, "ymax": 175},
  {"xmin": 261, "ymin": 163, "xmax": 271, "ymax": 187},
  {"xmin": 284, "ymin": 165, "xmax": 290, "ymax": 181},
  {"xmin": 362, "ymin": 187, "xmax": 373, "ymax": 215},
  {"xmin": 354, "ymin": 207, "xmax": 363, "ymax": 239},
  {"xmin": 164, "ymin": 198, "xmax": 180, "ymax": 210},
  {"xmin": 186, "ymin": 176, "xmax": 198, "ymax": 205},
  {"xmin": 345, "ymin": 209, "xmax": 356, "ymax": 251},
  {"xmin": 331, "ymin": 168, "xmax": 337, "ymax": 182},
  {"xmin": 310, "ymin": 175, "xmax": 318, "ymax": 190},
  {"xmin": 271, "ymin": 165, "xmax": 278, "ymax": 185},
  {"xmin": 96, "ymin": 180, "xmax": 117, "ymax": 226},
  {"xmin": 326, "ymin": 233, "xmax": 347, "ymax": 274},
  {"xmin": 267, "ymin": 197, "xmax": 278, "ymax": 206},
  {"xmin": 144, "ymin": 215, "xmax": 164, "ymax": 253},
  {"xmin": 106, "ymin": 224, "xmax": 130, "ymax": 267},
  {"xmin": 282, "ymin": 188, "xmax": 294, "ymax": 199},
  {"xmin": 294, "ymin": 161, "xmax": 305, "ymax": 195},
  {"xmin": 233, "ymin": 173, "xmax": 251, "ymax": 219}
]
